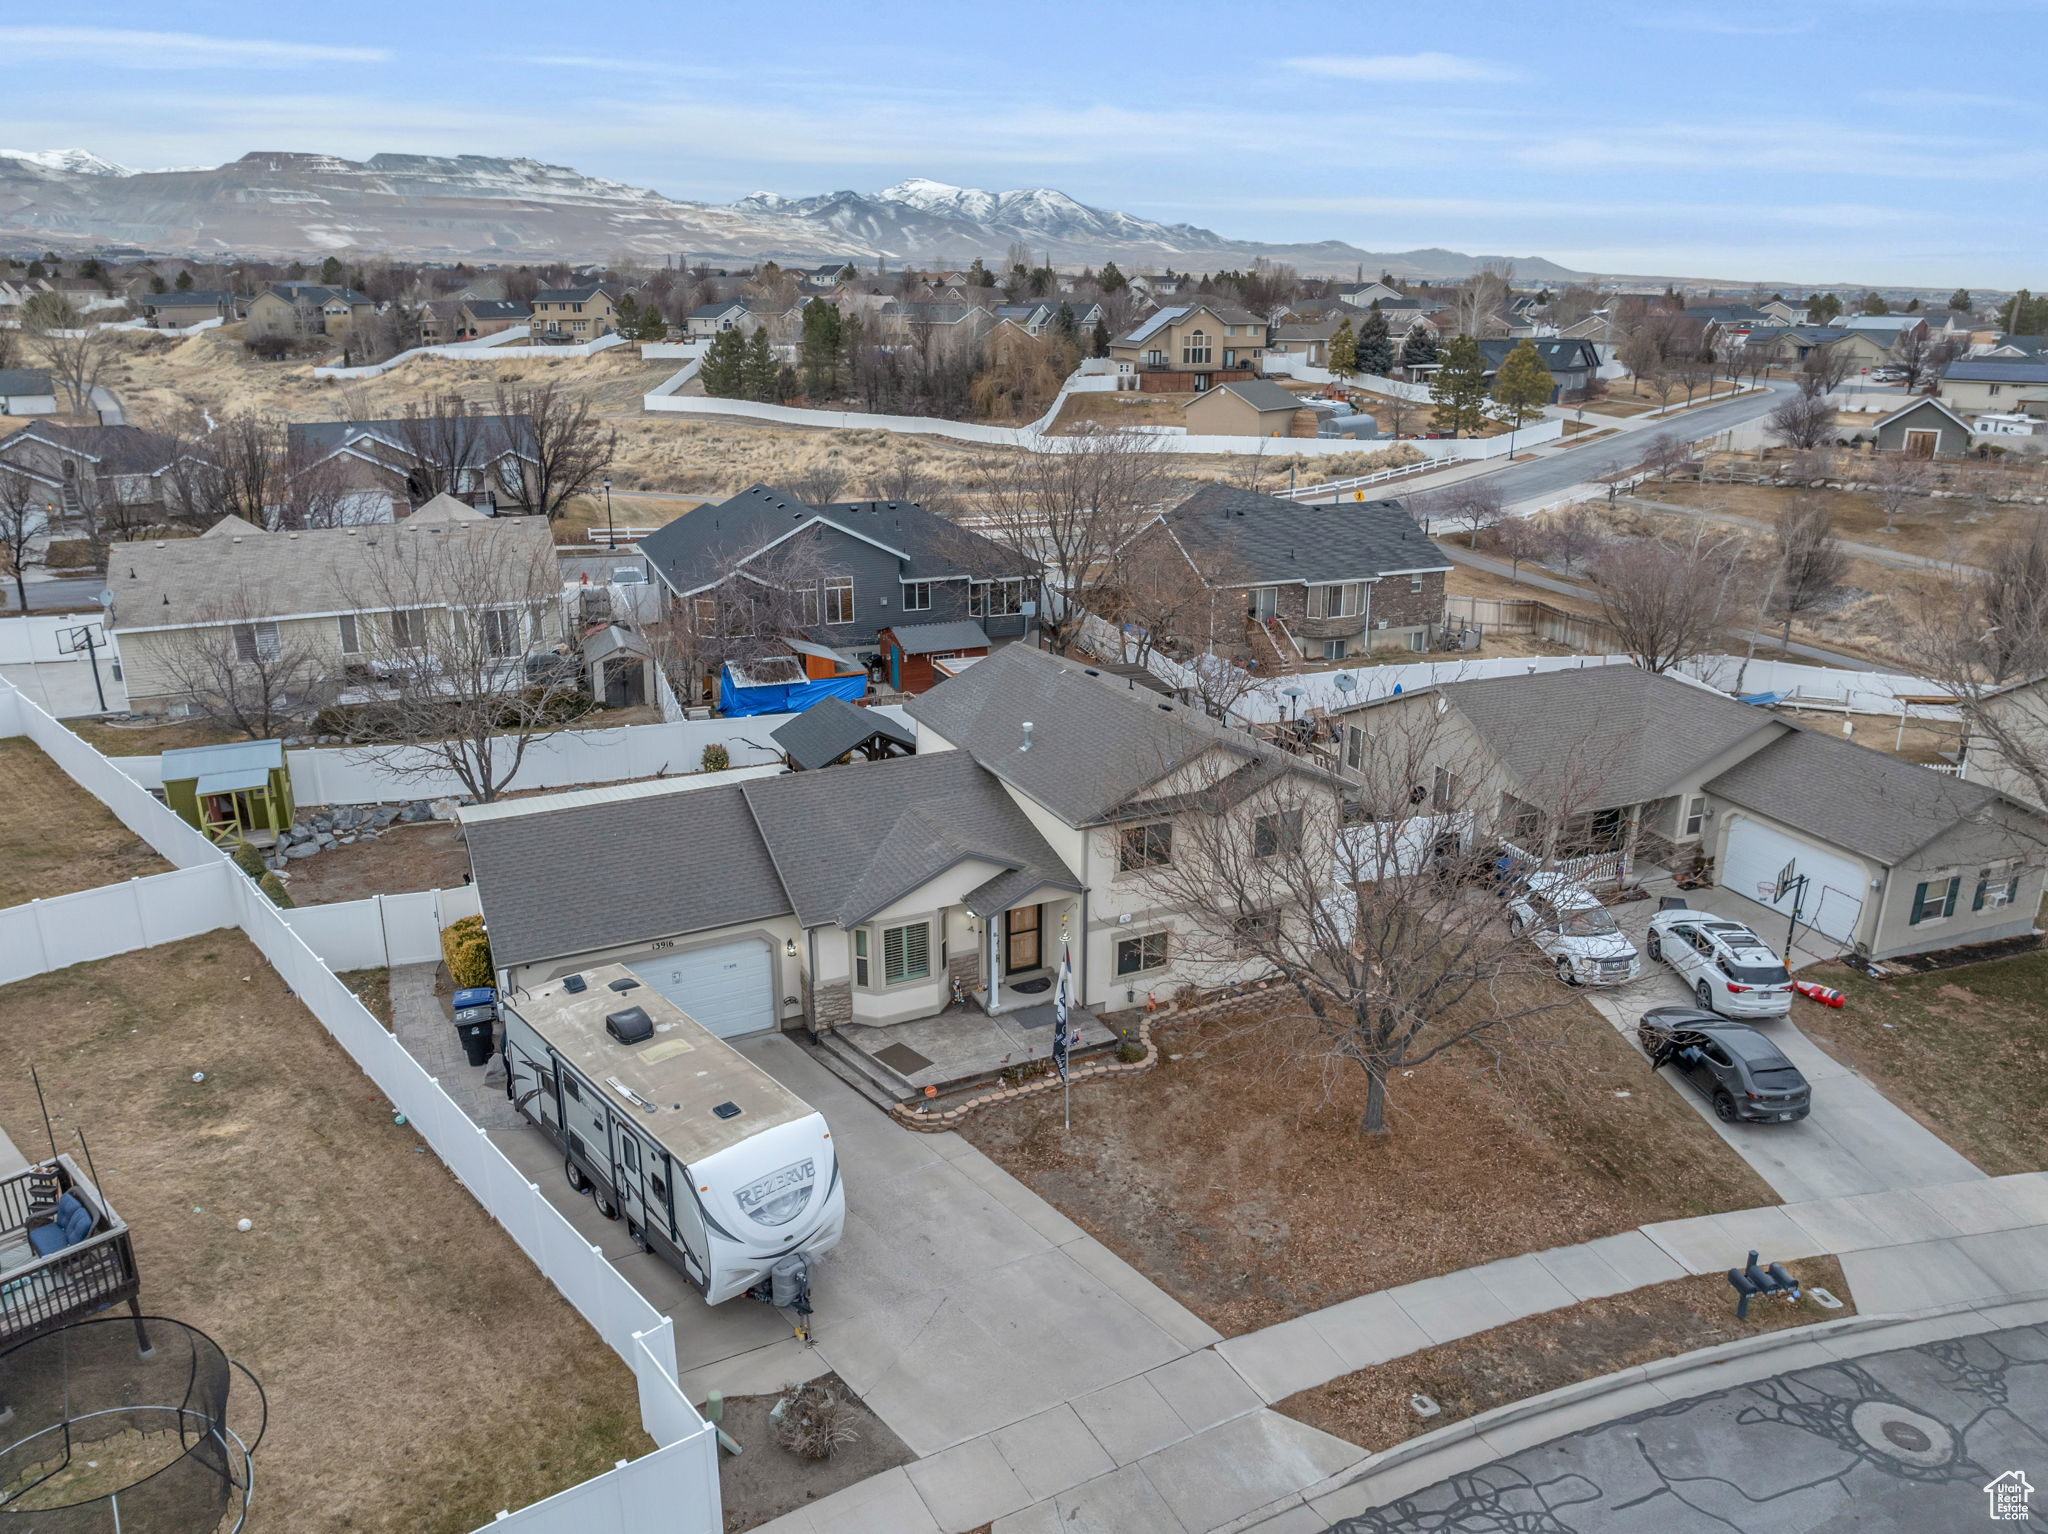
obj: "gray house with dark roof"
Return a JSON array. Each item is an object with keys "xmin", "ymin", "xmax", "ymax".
[
  {"xmin": 1123, "ymin": 484, "xmax": 1452, "ymax": 665},
  {"xmin": 461, "ymin": 645, "xmax": 1330, "ymax": 1088},
  {"xmin": 1334, "ymin": 664, "xmax": 2048, "ymax": 960}
]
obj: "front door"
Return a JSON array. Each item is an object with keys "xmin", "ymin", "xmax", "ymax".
[
  {"xmin": 1247, "ymin": 587, "xmax": 1278, "ymax": 620},
  {"xmin": 1005, "ymin": 905, "xmax": 1042, "ymax": 974},
  {"xmin": 1904, "ymin": 430, "xmax": 1938, "ymax": 458}
]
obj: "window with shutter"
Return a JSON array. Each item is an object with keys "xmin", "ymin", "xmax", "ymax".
[{"xmin": 882, "ymin": 921, "xmax": 930, "ymax": 985}]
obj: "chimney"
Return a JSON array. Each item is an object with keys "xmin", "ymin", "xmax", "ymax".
[{"xmin": 1019, "ymin": 721, "xmax": 1034, "ymax": 752}]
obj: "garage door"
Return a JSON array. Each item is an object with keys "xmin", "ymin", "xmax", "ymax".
[
  {"xmin": 628, "ymin": 939, "xmax": 776, "ymax": 1039},
  {"xmin": 1719, "ymin": 820, "xmax": 1865, "ymax": 944}
]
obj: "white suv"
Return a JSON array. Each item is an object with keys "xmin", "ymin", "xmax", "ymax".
[
  {"xmin": 1646, "ymin": 906, "xmax": 1794, "ymax": 1018},
  {"xmin": 1507, "ymin": 872, "xmax": 1642, "ymax": 987}
]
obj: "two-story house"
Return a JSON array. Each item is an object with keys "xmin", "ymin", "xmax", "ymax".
[
  {"xmin": 108, "ymin": 504, "xmax": 560, "ymax": 717},
  {"xmin": 531, "ymin": 285, "xmax": 618, "ymax": 342},
  {"xmin": 242, "ymin": 283, "xmax": 374, "ymax": 343},
  {"xmin": 1107, "ymin": 304, "xmax": 1266, "ymax": 391},
  {"xmin": 1122, "ymin": 484, "xmax": 1451, "ymax": 664},
  {"xmin": 0, "ymin": 422, "xmax": 201, "ymax": 526},
  {"xmin": 460, "ymin": 644, "xmax": 1335, "ymax": 1097},
  {"xmin": 638, "ymin": 483, "xmax": 1042, "ymax": 676},
  {"xmin": 284, "ymin": 414, "xmax": 542, "ymax": 520},
  {"xmin": 141, "ymin": 290, "xmax": 239, "ymax": 328}
]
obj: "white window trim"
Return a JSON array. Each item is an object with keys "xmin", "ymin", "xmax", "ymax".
[
  {"xmin": 880, "ymin": 920, "xmax": 932, "ymax": 986},
  {"xmin": 823, "ymin": 576, "xmax": 855, "ymax": 625}
]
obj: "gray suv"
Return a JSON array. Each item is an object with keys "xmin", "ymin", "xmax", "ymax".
[{"xmin": 1637, "ymin": 1006, "xmax": 1812, "ymax": 1124}]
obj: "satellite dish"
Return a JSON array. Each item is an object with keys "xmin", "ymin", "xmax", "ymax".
[
  {"xmin": 1333, "ymin": 673, "xmax": 1357, "ymax": 693},
  {"xmin": 96, "ymin": 589, "xmax": 114, "ymax": 608}
]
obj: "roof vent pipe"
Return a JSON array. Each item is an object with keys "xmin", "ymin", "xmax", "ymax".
[{"xmin": 1019, "ymin": 721, "xmax": 1034, "ymax": 752}]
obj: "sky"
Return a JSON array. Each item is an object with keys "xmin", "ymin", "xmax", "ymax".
[{"xmin": 3, "ymin": 0, "xmax": 2043, "ymax": 288}]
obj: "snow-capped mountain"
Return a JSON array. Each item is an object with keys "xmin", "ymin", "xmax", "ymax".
[{"xmin": 0, "ymin": 148, "xmax": 1589, "ymax": 279}]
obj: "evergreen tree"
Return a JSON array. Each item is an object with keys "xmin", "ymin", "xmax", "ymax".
[
  {"xmin": 741, "ymin": 328, "xmax": 778, "ymax": 401},
  {"xmin": 967, "ymin": 257, "xmax": 993, "ymax": 287},
  {"xmin": 1356, "ymin": 302, "xmax": 1394, "ymax": 376},
  {"xmin": 615, "ymin": 293, "xmax": 642, "ymax": 332},
  {"xmin": 26, "ymin": 260, "xmax": 44, "ymax": 280},
  {"xmin": 1949, "ymin": 288, "xmax": 1972, "ymax": 314},
  {"xmin": 1091, "ymin": 316, "xmax": 1110, "ymax": 358},
  {"xmin": 1400, "ymin": 325, "xmax": 1438, "ymax": 370},
  {"xmin": 1428, "ymin": 334, "xmax": 1491, "ymax": 437},
  {"xmin": 319, "ymin": 255, "xmax": 345, "ymax": 285},
  {"xmin": 800, "ymin": 297, "xmax": 844, "ymax": 396},
  {"xmin": 285, "ymin": 260, "xmax": 307, "ymax": 280},
  {"xmin": 1904, "ymin": 297, "xmax": 1920, "ymax": 311},
  {"xmin": 1098, "ymin": 261, "xmax": 1127, "ymax": 295},
  {"xmin": 78, "ymin": 258, "xmax": 102, "ymax": 280},
  {"xmin": 637, "ymin": 303, "xmax": 667, "ymax": 340},
  {"xmin": 2003, "ymin": 290, "xmax": 2048, "ymax": 334},
  {"xmin": 700, "ymin": 327, "xmax": 746, "ymax": 397},
  {"xmin": 1327, "ymin": 316, "xmax": 1358, "ymax": 379},
  {"xmin": 148, "ymin": 273, "xmax": 168, "ymax": 294},
  {"xmin": 1055, "ymin": 301, "xmax": 1076, "ymax": 336},
  {"xmin": 1859, "ymin": 290, "xmax": 1890, "ymax": 316},
  {"xmin": 838, "ymin": 264, "xmax": 858, "ymax": 283},
  {"xmin": 1806, "ymin": 291, "xmax": 1843, "ymax": 324},
  {"xmin": 174, "ymin": 268, "xmax": 193, "ymax": 290},
  {"xmin": 1491, "ymin": 338, "xmax": 1555, "ymax": 426}
]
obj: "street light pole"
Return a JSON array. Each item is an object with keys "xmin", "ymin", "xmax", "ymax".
[{"xmin": 603, "ymin": 475, "xmax": 615, "ymax": 552}]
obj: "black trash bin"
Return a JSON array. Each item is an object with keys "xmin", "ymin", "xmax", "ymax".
[{"xmin": 453, "ymin": 986, "xmax": 498, "ymax": 1067}]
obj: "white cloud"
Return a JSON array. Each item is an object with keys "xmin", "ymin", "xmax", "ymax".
[
  {"xmin": 0, "ymin": 27, "xmax": 386, "ymax": 67},
  {"xmin": 1281, "ymin": 53, "xmax": 1518, "ymax": 83}
]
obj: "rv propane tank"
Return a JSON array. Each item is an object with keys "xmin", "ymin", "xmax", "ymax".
[{"xmin": 770, "ymin": 1252, "xmax": 813, "ymax": 1314}]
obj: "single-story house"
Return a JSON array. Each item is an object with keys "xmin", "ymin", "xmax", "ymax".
[
  {"xmin": 771, "ymin": 694, "xmax": 917, "ymax": 771},
  {"xmin": 0, "ymin": 368, "xmax": 58, "ymax": 416},
  {"xmin": 686, "ymin": 301, "xmax": 757, "ymax": 338},
  {"xmin": 141, "ymin": 290, "xmax": 239, "ymax": 328},
  {"xmin": 1939, "ymin": 360, "xmax": 2048, "ymax": 418},
  {"xmin": 1871, "ymin": 398, "xmax": 1974, "ymax": 458},
  {"xmin": 1475, "ymin": 339, "xmax": 1602, "ymax": 401},
  {"xmin": 876, "ymin": 618, "xmax": 992, "ymax": 692},
  {"xmin": 463, "ymin": 645, "xmax": 1333, "ymax": 1088},
  {"xmin": 1332, "ymin": 664, "xmax": 2048, "ymax": 960},
  {"xmin": 1184, "ymin": 379, "xmax": 1314, "ymax": 437}
]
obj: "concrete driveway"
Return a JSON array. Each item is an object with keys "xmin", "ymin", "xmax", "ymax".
[
  {"xmin": 1579, "ymin": 889, "xmax": 1985, "ymax": 1203},
  {"xmin": 490, "ymin": 1033, "xmax": 1216, "ymax": 1458}
]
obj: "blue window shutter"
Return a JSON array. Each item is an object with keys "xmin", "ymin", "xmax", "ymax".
[
  {"xmin": 1941, "ymin": 879, "xmax": 1959, "ymax": 918},
  {"xmin": 1973, "ymin": 874, "xmax": 1987, "ymax": 912},
  {"xmin": 1909, "ymin": 882, "xmax": 1928, "ymax": 924}
]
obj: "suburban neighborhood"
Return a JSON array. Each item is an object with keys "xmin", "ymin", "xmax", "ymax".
[{"xmin": 1, "ymin": 20, "xmax": 2046, "ymax": 1534}]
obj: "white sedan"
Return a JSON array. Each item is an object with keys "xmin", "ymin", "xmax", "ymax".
[
  {"xmin": 1507, "ymin": 872, "xmax": 1642, "ymax": 987},
  {"xmin": 1646, "ymin": 905, "xmax": 1795, "ymax": 1018}
]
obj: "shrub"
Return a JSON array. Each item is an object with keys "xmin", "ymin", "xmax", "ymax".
[
  {"xmin": 772, "ymin": 1380, "xmax": 859, "ymax": 1461},
  {"xmin": 1116, "ymin": 1039, "xmax": 1145, "ymax": 1065},
  {"xmin": 44, "ymin": 539, "xmax": 102, "ymax": 572},
  {"xmin": 700, "ymin": 742, "xmax": 731, "ymax": 773},
  {"xmin": 232, "ymin": 843, "xmax": 267, "ymax": 878},
  {"xmin": 257, "ymin": 872, "xmax": 294, "ymax": 908},
  {"xmin": 440, "ymin": 914, "xmax": 495, "ymax": 989}
]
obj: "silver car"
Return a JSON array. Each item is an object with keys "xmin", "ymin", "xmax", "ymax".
[
  {"xmin": 1646, "ymin": 906, "xmax": 1794, "ymax": 1018},
  {"xmin": 1508, "ymin": 872, "xmax": 1642, "ymax": 987}
]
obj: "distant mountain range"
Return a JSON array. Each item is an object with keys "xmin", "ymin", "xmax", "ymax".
[{"xmin": 0, "ymin": 149, "xmax": 1590, "ymax": 280}]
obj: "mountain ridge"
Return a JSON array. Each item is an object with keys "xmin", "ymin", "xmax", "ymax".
[{"xmin": 0, "ymin": 148, "xmax": 1589, "ymax": 280}]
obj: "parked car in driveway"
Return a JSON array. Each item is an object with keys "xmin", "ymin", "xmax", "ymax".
[
  {"xmin": 1638, "ymin": 1006, "xmax": 1812, "ymax": 1123},
  {"xmin": 1646, "ymin": 905, "xmax": 1794, "ymax": 1018},
  {"xmin": 1506, "ymin": 871, "xmax": 1641, "ymax": 986}
]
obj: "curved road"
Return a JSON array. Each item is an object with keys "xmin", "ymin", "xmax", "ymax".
[{"xmin": 1319, "ymin": 1316, "xmax": 2048, "ymax": 1534}]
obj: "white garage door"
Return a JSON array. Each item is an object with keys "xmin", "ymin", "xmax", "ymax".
[
  {"xmin": 1719, "ymin": 820, "xmax": 1866, "ymax": 944},
  {"xmin": 628, "ymin": 939, "xmax": 776, "ymax": 1039}
]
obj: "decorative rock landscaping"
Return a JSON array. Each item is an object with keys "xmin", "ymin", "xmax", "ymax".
[{"xmin": 264, "ymin": 797, "xmax": 475, "ymax": 872}]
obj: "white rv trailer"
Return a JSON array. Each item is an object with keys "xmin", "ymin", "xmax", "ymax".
[{"xmin": 502, "ymin": 963, "xmax": 844, "ymax": 1312}]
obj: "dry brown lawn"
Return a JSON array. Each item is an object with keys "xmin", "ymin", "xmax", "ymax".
[
  {"xmin": 281, "ymin": 821, "xmax": 475, "ymax": 903},
  {"xmin": 0, "ymin": 738, "xmax": 171, "ymax": 907},
  {"xmin": 1649, "ymin": 480, "xmax": 2037, "ymax": 568},
  {"xmin": 0, "ymin": 936, "xmax": 651, "ymax": 1533},
  {"xmin": 959, "ymin": 1000, "xmax": 1777, "ymax": 1336},
  {"xmin": 1276, "ymin": 1257, "xmax": 1854, "ymax": 1452},
  {"xmin": 1046, "ymin": 393, "xmax": 1190, "ymax": 432},
  {"xmin": 67, "ymin": 716, "xmax": 248, "ymax": 759}
]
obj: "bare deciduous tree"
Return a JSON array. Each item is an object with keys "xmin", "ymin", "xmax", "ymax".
[
  {"xmin": 0, "ymin": 473, "xmax": 44, "ymax": 614},
  {"xmin": 1769, "ymin": 497, "xmax": 1848, "ymax": 652},
  {"xmin": 336, "ymin": 522, "xmax": 573, "ymax": 801},
  {"xmin": 973, "ymin": 428, "xmax": 1176, "ymax": 654},
  {"xmin": 25, "ymin": 295, "xmax": 118, "ymax": 416},
  {"xmin": 154, "ymin": 596, "xmax": 334, "ymax": 740},
  {"xmin": 1635, "ymin": 432, "xmax": 1694, "ymax": 483},
  {"xmin": 1766, "ymin": 390, "xmax": 1836, "ymax": 452},
  {"xmin": 1798, "ymin": 344, "xmax": 1854, "ymax": 399},
  {"xmin": 494, "ymin": 381, "xmax": 616, "ymax": 521},
  {"xmin": 1537, "ymin": 505, "xmax": 1605, "ymax": 574},
  {"xmin": 646, "ymin": 534, "xmax": 851, "ymax": 708},
  {"xmin": 1587, "ymin": 527, "xmax": 1747, "ymax": 673},
  {"xmin": 1869, "ymin": 451, "xmax": 1930, "ymax": 531},
  {"xmin": 1889, "ymin": 326, "xmax": 1936, "ymax": 393}
]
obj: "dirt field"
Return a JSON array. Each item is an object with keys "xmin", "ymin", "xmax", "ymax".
[
  {"xmin": 1800, "ymin": 951, "xmax": 2048, "ymax": 1178},
  {"xmin": 0, "ymin": 936, "xmax": 651, "ymax": 1533},
  {"xmin": 959, "ymin": 1002, "xmax": 1778, "ymax": 1336},
  {"xmin": 1579, "ymin": 381, "xmax": 1746, "ymax": 420},
  {"xmin": 281, "ymin": 822, "xmax": 474, "ymax": 903},
  {"xmin": 1649, "ymin": 480, "xmax": 2037, "ymax": 568},
  {"xmin": 0, "ymin": 738, "xmax": 172, "ymax": 907},
  {"xmin": 1276, "ymin": 1257, "xmax": 1854, "ymax": 1452}
]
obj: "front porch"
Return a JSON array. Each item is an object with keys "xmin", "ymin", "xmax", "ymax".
[{"xmin": 820, "ymin": 998, "xmax": 1117, "ymax": 1102}]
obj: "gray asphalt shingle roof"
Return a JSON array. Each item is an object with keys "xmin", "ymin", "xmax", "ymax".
[
  {"xmin": 464, "ymin": 783, "xmax": 794, "ymax": 967},
  {"xmin": 904, "ymin": 643, "xmax": 1273, "ymax": 827},
  {"xmin": 769, "ymin": 695, "xmax": 916, "ymax": 771},
  {"xmin": 886, "ymin": 619, "xmax": 990, "ymax": 655},
  {"xmin": 1704, "ymin": 726, "xmax": 2018, "ymax": 865},
  {"xmin": 1426, "ymin": 664, "xmax": 1788, "ymax": 812},
  {"xmin": 740, "ymin": 748, "xmax": 1078, "ymax": 927},
  {"xmin": 1202, "ymin": 379, "xmax": 1307, "ymax": 413},
  {"xmin": 1157, "ymin": 484, "xmax": 1450, "ymax": 587},
  {"xmin": 0, "ymin": 368, "xmax": 51, "ymax": 396},
  {"xmin": 1944, "ymin": 360, "xmax": 2048, "ymax": 384}
]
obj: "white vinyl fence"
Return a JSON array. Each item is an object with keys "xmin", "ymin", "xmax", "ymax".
[
  {"xmin": 280, "ymin": 884, "xmax": 482, "ymax": 970},
  {"xmin": 311, "ymin": 325, "xmax": 534, "ymax": 380},
  {"xmin": 110, "ymin": 709, "xmax": 907, "ymax": 803},
  {"xmin": 0, "ymin": 683, "xmax": 721, "ymax": 1533}
]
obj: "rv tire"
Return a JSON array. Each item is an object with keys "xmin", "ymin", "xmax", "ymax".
[{"xmin": 564, "ymin": 1158, "xmax": 593, "ymax": 1196}]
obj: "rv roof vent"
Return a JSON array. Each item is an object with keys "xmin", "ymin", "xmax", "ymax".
[
  {"xmin": 605, "ymin": 1006, "xmax": 655, "ymax": 1045},
  {"xmin": 562, "ymin": 974, "xmax": 588, "ymax": 993},
  {"xmin": 712, "ymin": 1101, "xmax": 742, "ymax": 1120},
  {"xmin": 608, "ymin": 977, "xmax": 641, "ymax": 992}
]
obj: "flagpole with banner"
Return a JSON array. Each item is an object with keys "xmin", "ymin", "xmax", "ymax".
[{"xmin": 1053, "ymin": 915, "xmax": 1073, "ymax": 1132}]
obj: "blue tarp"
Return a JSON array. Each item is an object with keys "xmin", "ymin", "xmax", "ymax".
[
  {"xmin": 719, "ymin": 668, "xmax": 867, "ymax": 718},
  {"xmin": 1737, "ymin": 690, "xmax": 1790, "ymax": 707}
]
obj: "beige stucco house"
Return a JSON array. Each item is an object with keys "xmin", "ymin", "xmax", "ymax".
[
  {"xmin": 1109, "ymin": 303, "xmax": 1266, "ymax": 389},
  {"xmin": 532, "ymin": 285, "xmax": 618, "ymax": 342}
]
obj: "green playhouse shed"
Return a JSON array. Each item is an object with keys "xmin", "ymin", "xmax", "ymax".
[{"xmin": 160, "ymin": 740, "xmax": 296, "ymax": 845}]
